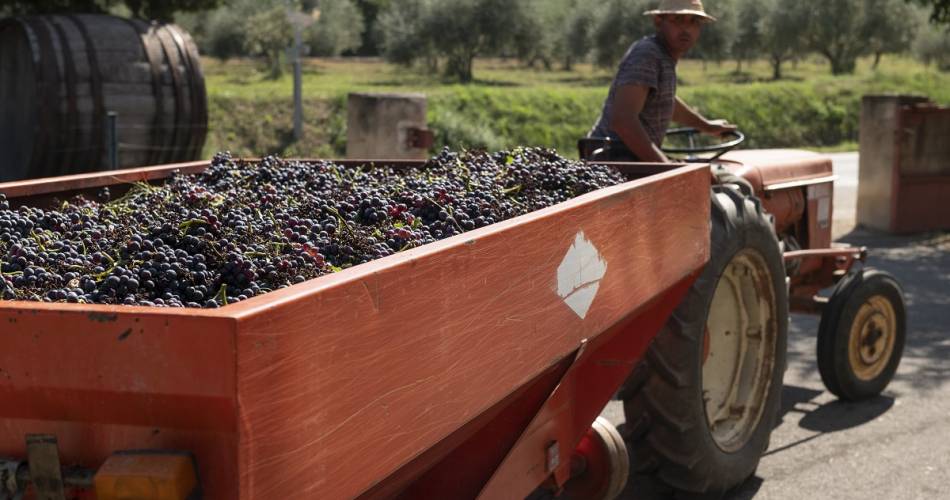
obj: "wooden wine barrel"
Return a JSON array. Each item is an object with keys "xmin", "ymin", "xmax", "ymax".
[{"xmin": 0, "ymin": 14, "xmax": 207, "ymax": 182}]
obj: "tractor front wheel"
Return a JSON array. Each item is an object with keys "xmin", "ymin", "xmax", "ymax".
[{"xmin": 817, "ymin": 268, "xmax": 906, "ymax": 401}]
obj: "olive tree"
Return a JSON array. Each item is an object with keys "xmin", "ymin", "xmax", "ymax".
[
  {"xmin": 801, "ymin": 0, "xmax": 869, "ymax": 74},
  {"xmin": 560, "ymin": 8, "xmax": 595, "ymax": 70},
  {"xmin": 244, "ymin": 5, "xmax": 294, "ymax": 78},
  {"xmin": 863, "ymin": 0, "xmax": 917, "ymax": 68},
  {"xmin": 686, "ymin": 0, "xmax": 737, "ymax": 67},
  {"xmin": 307, "ymin": 0, "xmax": 366, "ymax": 56},
  {"xmin": 803, "ymin": 0, "xmax": 922, "ymax": 74},
  {"xmin": 759, "ymin": 0, "xmax": 810, "ymax": 79},
  {"xmin": 915, "ymin": 22, "xmax": 950, "ymax": 68},
  {"xmin": 591, "ymin": 0, "xmax": 653, "ymax": 68},
  {"xmin": 909, "ymin": 0, "xmax": 950, "ymax": 23},
  {"xmin": 377, "ymin": 0, "xmax": 532, "ymax": 82},
  {"xmin": 732, "ymin": 0, "xmax": 765, "ymax": 72},
  {"xmin": 376, "ymin": 0, "xmax": 432, "ymax": 67}
]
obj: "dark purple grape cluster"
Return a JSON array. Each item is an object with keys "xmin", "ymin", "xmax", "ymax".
[{"xmin": 0, "ymin": 148, "xmax": 626, "ymax": 308}]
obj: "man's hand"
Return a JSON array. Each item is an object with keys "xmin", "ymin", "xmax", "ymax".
[{"xmin": 700, "ymin": 119, "xmax": 737, "ymax": 137}]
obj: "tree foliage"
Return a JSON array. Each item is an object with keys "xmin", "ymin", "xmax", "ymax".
[
  {"xmin": 0, "ymin": 0, "xmax": 221, "ymax": 21},
  {"xmin": 560, "ymin": 8, "xmax": 595, "ymax": 70},
  {"xmin": 863, "ymin": 0, "xmax": 917, "ymax": 68},
  {"xmin": 591, "ymin": 0, "xmax": 652, "ymax": 68},
  {"xmin": 349, "ymin": 0, "xmax": 389, "ymax": 55},
  {"xmin": 376, "ymin": 0, "xmax": 431, "ymax": 66},
  {"xmin": 243, "ymin": 5, "xmax": 293, "ymax": 78},
  {"xmin": 800, "ymin": 0, "xmax": 870, "ymax": 74},
  {"xmin": 914, "ymin": 21, "xmax": 950, "ymax": 68},
  {"xmin": 759, "ymin": 0, "xmax": 809, "ymax": 79},
  {"xmin": 377, "ymin": 0, "xmax": 532, "ymax": 82},
  {"xmin": 909, "ymin": 0, "xmax": 950, "ymax": 23},
  {"xmin": 690, "ymin": 0, "xmax": 737, "ymax": 65},
  {"xmin": 732, "ymin": 0, "xmax": 765, "ymax": 71},
  {"xmin": 308, "ymin": 0, "xmax": 365, "ymax": 57}
]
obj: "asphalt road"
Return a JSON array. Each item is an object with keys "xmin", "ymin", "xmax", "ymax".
[{"xmin": 603, "ymin": 153, "xmax": 950, "ymax": 499}]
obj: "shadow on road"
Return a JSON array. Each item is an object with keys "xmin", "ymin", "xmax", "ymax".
[{"xmin": 727, "ymin": 388, "xmax": 895, "ymax": 499}]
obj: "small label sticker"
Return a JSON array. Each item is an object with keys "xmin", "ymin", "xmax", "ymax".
[
  {"xmin": 817, "ymin": 197, "xmax": 831, "ymax": 229},
  {"xmin": 808, "ymin": 184, "xmax": 832, "ymax": 230}
]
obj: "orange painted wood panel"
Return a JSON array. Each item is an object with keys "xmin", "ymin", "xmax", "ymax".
[
  {"xmin": 0, "ymin": 306, "xmax": 239, "ymax": 497},
  {"xmin": 228, "ymin": 165, "xmax": 710, "ymax": 498}
]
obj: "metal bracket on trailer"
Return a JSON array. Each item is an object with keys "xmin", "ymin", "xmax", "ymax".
[{"xmin": 1, "ymin": 435, "xmax": 95, "ymax": 500}]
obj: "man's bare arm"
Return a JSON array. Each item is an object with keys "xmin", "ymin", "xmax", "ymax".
[
  {"xmin": 609, "ymin": 85, "xmax": 669, "ymax": 163},
  {"xmin": 673, "ymin": 97, "xmax": 737, "ymax": 136}
]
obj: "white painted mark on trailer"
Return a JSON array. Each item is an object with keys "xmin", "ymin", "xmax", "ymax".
[{"xmin": 557, "ymin": 231, "xmax": 608, "ymax": 319}]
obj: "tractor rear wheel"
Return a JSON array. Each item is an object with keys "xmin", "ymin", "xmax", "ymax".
[{"xmin": 620, "ymin": 186, "xmax": 788, "ymax": 497}]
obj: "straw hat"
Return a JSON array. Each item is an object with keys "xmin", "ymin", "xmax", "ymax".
[{"xmin": 644, "ymin": 0, "xmax": 717, "ymax": 22}]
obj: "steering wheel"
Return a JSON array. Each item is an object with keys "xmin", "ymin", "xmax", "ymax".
[{"xmin": 662, "ymin": 127, "xmax": 745, "ymax": 161}]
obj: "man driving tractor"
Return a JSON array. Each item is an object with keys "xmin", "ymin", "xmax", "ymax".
[{"xmin": 587, "ymin": 0, "xmax": 736, "ymax": 162}]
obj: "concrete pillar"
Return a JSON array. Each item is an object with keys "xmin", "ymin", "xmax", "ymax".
[{"xmin": 346, "ymin": 93, "xmax": 431, "ymax": 160}]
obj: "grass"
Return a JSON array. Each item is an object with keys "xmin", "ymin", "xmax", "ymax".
[{"xmin": 201, "ymin": 55, "xmax": 950, "ymax": 159}]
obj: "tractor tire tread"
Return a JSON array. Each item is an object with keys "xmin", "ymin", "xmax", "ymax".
[{"xmin": 621, "ymin": 184, "xmax": 787, "ymax": 496}]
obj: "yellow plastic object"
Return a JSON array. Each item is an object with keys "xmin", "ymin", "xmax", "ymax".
[{"xmin": 94, "ymin": 453, "xmax": 197, "ymax": 500}]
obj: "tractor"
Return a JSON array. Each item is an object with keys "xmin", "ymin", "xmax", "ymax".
[{"xmin": 579, "ymin": 129, "xmax": 907, "ymax": 498}]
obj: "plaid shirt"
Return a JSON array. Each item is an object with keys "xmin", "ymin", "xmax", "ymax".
[{"xmin": 590, "ymin": 35, "xmax": 677, "ymax": 147}]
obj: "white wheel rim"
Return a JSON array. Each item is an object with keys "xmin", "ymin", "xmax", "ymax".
[{"xmin": 702, "ymin": 249, "xmax": 778, "ymax": 453}]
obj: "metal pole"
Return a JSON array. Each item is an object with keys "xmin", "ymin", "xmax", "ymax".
[
  {"xmin": 289, "ymin": 2, "xmax": 304, "ymax": 141},
  {"xmin": 293, "ymin": 27, "xmax": 303, "ymax": 140},
  {"xmin": 106, "ymin": 111, "xmax": 118, "ymax": 170}
]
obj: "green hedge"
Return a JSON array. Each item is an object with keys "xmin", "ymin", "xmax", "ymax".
[{"xmin": 206, "ymin": 71, "xmax": 950, "ymax": 159}]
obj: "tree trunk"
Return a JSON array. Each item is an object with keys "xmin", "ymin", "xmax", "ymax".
[
  {"xmin": 462, "ymin": 56, "xmax": 474, "ymax": 83},
  {"xmin": 563, "ymin": 56, "xmax": 573, "ymax": 72},
  {"xmin": 830, "ymin": 57, "xmax": 857, "ymax": 75},
  {"xmin": 446, "ymin": 53, "xmax": 475, "ymax": 83},
  {"xmin": 771, "ymin": 57, "xmax": 782, "ymax": 80},
  {"xmin": 872, "ymin": 52, "xmax": 882, "ymax": 69}
]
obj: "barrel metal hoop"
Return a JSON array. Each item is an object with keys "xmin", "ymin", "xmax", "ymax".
[
  {"xmin": 123, "ymin": 18, "xmax": 165, "ymax": 166},
  {"xmin": 166, "ymin": 24, "xmax": 207, "ymax": 161},
  {"xmin": 154, "ymin": 24, "xmax": 185, "ymax": 164},
  {"xmin": 65, "ymin": 14, "xmax": 105, "ymax": 171},
  {"xmin": 166, "ymin": 25, "xmax": 205, "ymax": 161},
  {"xmin": 47, "ymin": 16, "xmax": 81, "ymax": 173}
]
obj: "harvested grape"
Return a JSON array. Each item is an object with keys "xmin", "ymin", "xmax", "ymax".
[{"xmin": 0, "ymin": 148, "xmax": 626, "ymax": 307}]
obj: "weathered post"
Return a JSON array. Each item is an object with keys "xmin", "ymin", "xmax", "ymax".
[
  {"xmin": 857, "ymin": 95, "xmax": 950, "ymax": 233},
  {"xmin": 346, "ymin": 93, "xmax": 433, "ymax": 160}
]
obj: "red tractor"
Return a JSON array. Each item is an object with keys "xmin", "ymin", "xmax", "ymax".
[{"xmin": 581, "ymin": 130, "xmax": 907, "ymax": 497}]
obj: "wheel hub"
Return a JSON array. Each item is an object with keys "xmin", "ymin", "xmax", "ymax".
[
  {"xmin": 848, "ymin": 296, "xmax": 897, "ymax": 381},
  {"xmin": 702, "ymin": 249, "xmax": 778, "ymax": 453}
]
